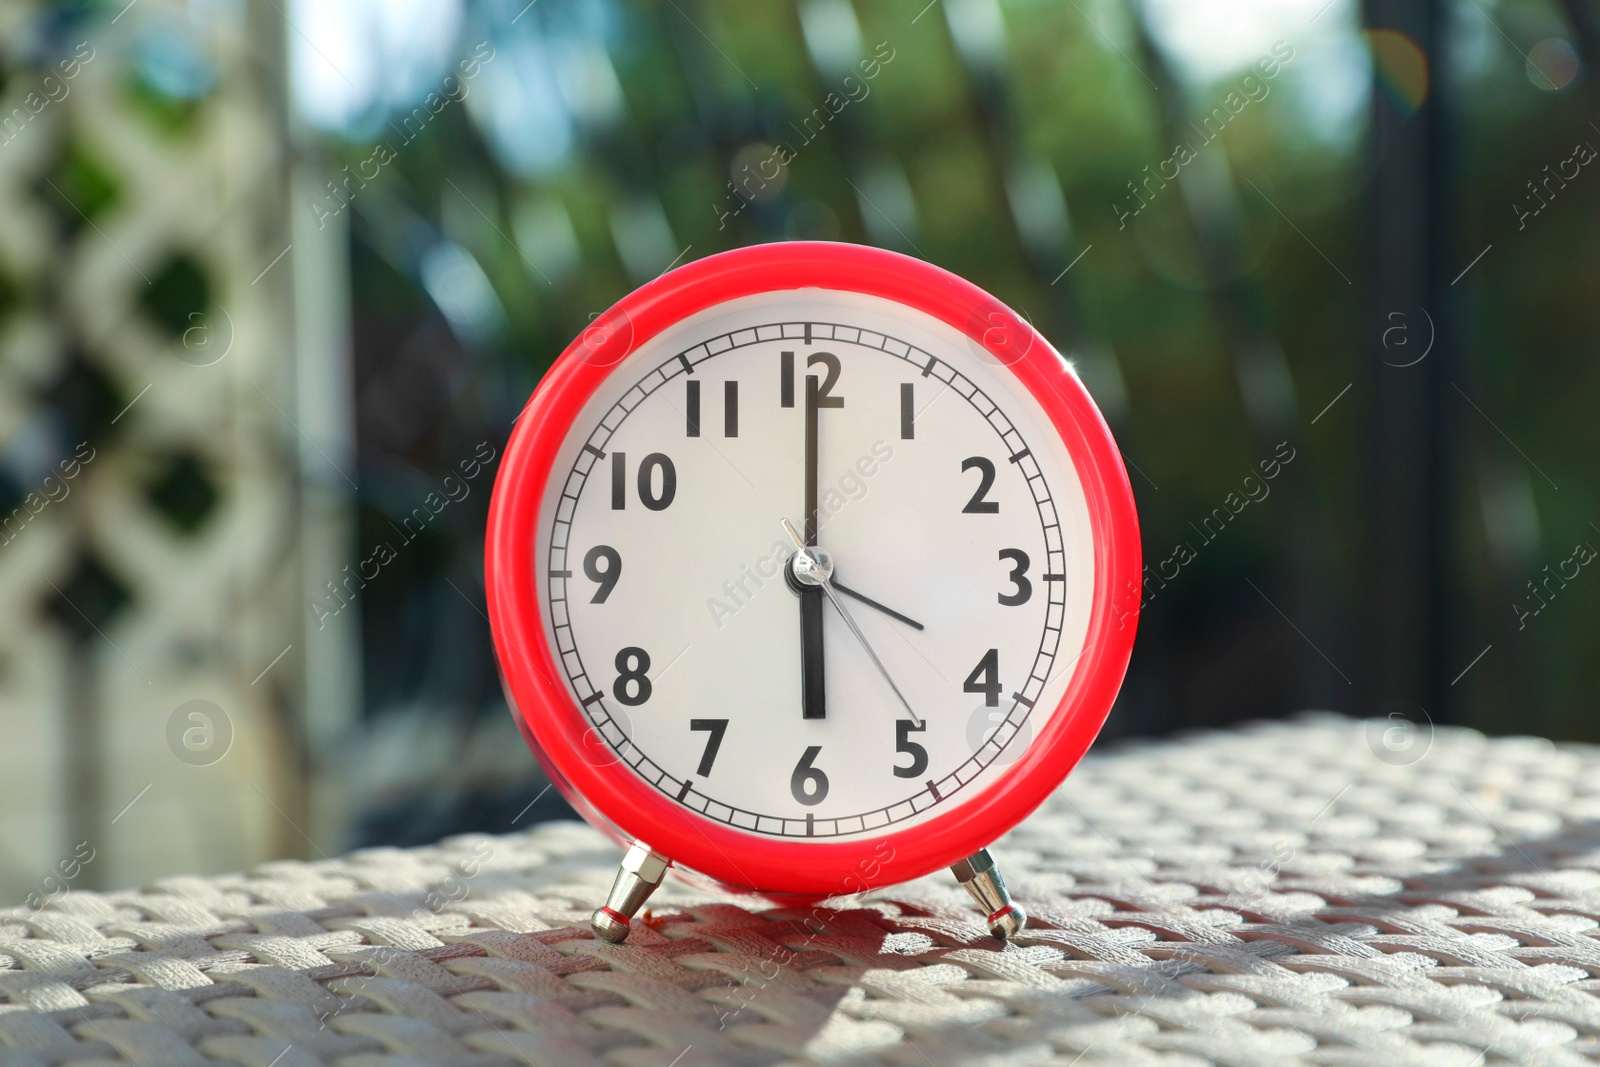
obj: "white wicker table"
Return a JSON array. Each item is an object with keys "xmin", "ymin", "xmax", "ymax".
[{"xmin": 3, "ymin": 715, "xmax": 1598, "ymax": 1066}]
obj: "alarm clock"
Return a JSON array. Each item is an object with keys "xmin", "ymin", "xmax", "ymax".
[{"xmin": 486, "ymin": 242, "xmax": 1140, "ymax": 942}]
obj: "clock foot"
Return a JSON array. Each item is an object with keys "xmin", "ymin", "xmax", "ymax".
[
  {"xmin": 591, "ymin": 841, "xmax": 670, "ymax": 943},
  {"xmin": 951, "ymin": 848, "xmax": 1027, "ymax": 941}
]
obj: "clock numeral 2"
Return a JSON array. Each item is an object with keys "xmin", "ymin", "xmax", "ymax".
[
  {"xmin": 998, "ymin": 549, "xmax": 1031, "ymax": 606},
  {"xmin": 894, "ymin": 720, "xmax": 928, "ymax": 778},
  {"xmin": 790, "ymin": 745, "xmax": 830, "ymax": 805},
  {"xmin": 610, "ymin": 452, "xmax": 677, "ymax": 511},
  {"xmin": 685, "ymin": 380, "xmax": 738, "ymax": 438},
  {"xmin": 613, "ymin": 647, "xmax": 652, "ymax": 706},
  {"xmin": 964, "ymin": 648, "xmax": 1001, "ymax": 707},
  {"xmin": 961, "ymin": 457, "xmax": 999, "ymax": 513},
  {"xmin": 690, "ymin": 718, "xmax": 728, "ymax": 776}
]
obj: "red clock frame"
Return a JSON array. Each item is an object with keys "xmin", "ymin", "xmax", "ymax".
[{"xmin": 486, "ymin": 241, "xmax": 1141, "ymax": 899}]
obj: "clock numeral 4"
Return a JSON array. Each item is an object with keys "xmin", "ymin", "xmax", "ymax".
[
  {"xmin": 689, "ymin": 718, "xmax": 728, "ymax": 776},
  {"xmin": 997, "ymin": 548, "xmax": 1031, "ymax": 606},
  {"xmin": 583, "ymin": 545, "xmax": 621, "ymax": 604},
  {"xmin": 790, "ymin": 745, "xmax": 830, "ymax": 806},
  {"xmin": 964, "ymin": 648, "xmax": 1001, "ymax": 707},
  {"xmin": 894, "ymin": 720, "xmax": 928, "ymax": 778},
  {"xmin": 961, "ymin": 457, "xmax": 999, "ymax": 513},
  {"xmin": 612, "ymin": 647, "xmax": 652, "ymax": 706},
  {"xmin": 610, "ymin": 452, "xmax": 677, "ymax": 511}
]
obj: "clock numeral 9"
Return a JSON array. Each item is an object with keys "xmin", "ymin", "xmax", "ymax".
[
  {"xmin": 964, "ymin": 648, "xmax": 1001, "ymax": 706},
  {"xmin": 610, "ymin": 452, "xmax": 677, "ymax": 511},
  {"xmin": 583, "ymin": 545, "xmax": 621, "ymax": 604},
  {"xmin": 961, "ymin": 457, "xmax": 999, "ymax": 513},
  {"xmin": 790, "ymin": 745, "xmax": 829, "ymax": 805},
  {"xmin": 894, "ymin": 720, "xmax": 928, "ymax": 778},
  {"xmin": 997, "ymin": 549, "xmax": 1031, "ymax": 606},
  {"xmin": 613, "ymin": 647, "xmax": 652, "ymax": 706}
]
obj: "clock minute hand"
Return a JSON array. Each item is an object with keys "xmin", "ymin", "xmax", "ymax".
[
  {"xmin": 782, "ymin": 519, "xmax": 924, "ymax": 728},
  {"xmin": 799, "ymin": 372, "xmax": 826, "ymax": 720}
]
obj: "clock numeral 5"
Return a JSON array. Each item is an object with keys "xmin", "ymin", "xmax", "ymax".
[
  {"xmin": 613, "ymin": 647, "xmax": 652, "ymax": 706},
  {"xmin": 961, "ymin": 457, "xmax": 999, "ymax": 513},
  {"xmin": 690, "ymin": 718, "xmax": 728, "ymax": 776},
  {"xmin": 790, "ymin": 745, "xmax": 830, "ymax": 806},
  {"xmin": 894, "ymin": 720, "xmax": 928, "ymax": 778},
  {"xmin": 610, "ymin": 452, "xmax": 677, "ymax": 511},
  {"xmin": 997, "ymin": 548, "xmax": 1031, "ymax": 606},
  {"xmin": 583, "ymin": 545, "xmax": 621, "ymax": 604},
  {"xmin": 964, "ymin": 648, "xmax": 1001, "ymax": 706}
]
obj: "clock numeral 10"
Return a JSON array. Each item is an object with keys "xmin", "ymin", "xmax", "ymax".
[
  {"xmin": 610, "ymin": 452, "xmax": 677, "ymax": 511},
  {"xmin": 790, "ymin": 745, "xmax": 829, "ymax": 805}
]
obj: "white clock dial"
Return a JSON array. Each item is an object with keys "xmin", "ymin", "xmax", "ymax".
[{"xmin": 539, "ymin": 290, "xmax": 1095, "ymax": 840}]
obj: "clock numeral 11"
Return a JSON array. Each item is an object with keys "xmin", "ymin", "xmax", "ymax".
[{"xmin": 685, "ymin": 380, "xmax": 738, "ymax": 438}]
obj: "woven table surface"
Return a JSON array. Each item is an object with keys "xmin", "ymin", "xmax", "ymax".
[{"xmin": 5, "ymin": 715, "xmax": 1600, "ymax": 1067}]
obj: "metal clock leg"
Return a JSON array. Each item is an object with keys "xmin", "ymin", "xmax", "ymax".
[
  {"xmin": 951, "ymin": 848, "xmax": 1027, "ymax": 940},
  {"xmin": 591, "ymin": 841, "xmax": 670, "ymax": 943}
]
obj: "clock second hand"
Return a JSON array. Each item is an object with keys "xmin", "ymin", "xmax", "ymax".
[{"xmin": 781, "ymin": 518, "xmax": 925, "ymax": 728}]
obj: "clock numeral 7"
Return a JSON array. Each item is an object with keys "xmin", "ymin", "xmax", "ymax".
[
  {"xmin": 689, "ymin": 719, "xmax": 728, "ymax": 776},
  {"xmin": 610, "ymin": 452, "xmax": 677, "ymax": 511},
  {"xmin": 790, "ymin": 745, "xmax": 830, "ymax": 805},
  {"xmin": 964, "ymin": 648, "xmax": 1001, "ymax": 706},
  {"xmin": 894, "ymin": 720, "xmax": 928, "ymax": 778}
]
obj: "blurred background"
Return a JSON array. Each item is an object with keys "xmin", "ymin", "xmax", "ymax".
[{"xmin": 0, "ymin": 0, "xmax": 1595, "ymax": 896}]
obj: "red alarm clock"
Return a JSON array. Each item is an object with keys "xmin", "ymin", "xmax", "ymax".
[{"xmin": 486, "ymin": 242, "xmax": 1139, "ymax": 941}]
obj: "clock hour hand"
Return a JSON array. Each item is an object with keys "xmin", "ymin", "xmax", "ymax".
[
  {"xmin": 783, "ymin": 519, "xmax": 924, "ymax": 728},
  {"xmin": 829, "ymin": 580, "xmax": 924, "ymax": 631}
]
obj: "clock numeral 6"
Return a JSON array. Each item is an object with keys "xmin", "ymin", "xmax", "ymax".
[
  {"xmin": 964, "ymin": 648, "xmax": 1001, "ymax": 706},
  {"xmin": 997, "ymin": 548, "xmax": 1031, "ymax": 606},
  {"xmin": 894, "ymin": 720, "xmax": 928, "ymax": 778},
  {"xmin": 790, "ymin": 745, "xmax": 830, "ymax": 806},
  {"xmin": 961, "ymin": 457, "xmax": 999, "ymax": 513},
  {"xmin": 612, "ymin": 647, "xmax": 652, "ymax": 706},
  {"xmin": 610, "ymin": 452, "xmax": 677, "ymax": 511},
  {"xmin": 583, "ymin": 545, "xmax": 621, "ymax": 604}
]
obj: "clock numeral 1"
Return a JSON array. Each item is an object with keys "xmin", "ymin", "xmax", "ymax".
[
  {"xmin": 964, "ymin": 648, "xmax": 1001, "ymax": 706},
  {"xmin": 900, "ymin": 383, "xmax": 915, "ymax": 439},
  {"xmin": 998, "ymin": 548, "xmax": 1031, "ymax": 606},
  {"xmin": 790, "ymin": 745, "xmax": 829, "ymax": 806},
  {"xmin": 690, "ymin": 718, "xmax": 728, "ymax": 776},
  {"xmin": 613, "ymin": 647, "xmax": 652, "ymax": 705},
  {"xmin": 894, "ymin": 720, "xmax": 928, "ymax": 778},
  {"xmin": 610, "ymin": 452, "xmax": 677, "ymax": 511}
]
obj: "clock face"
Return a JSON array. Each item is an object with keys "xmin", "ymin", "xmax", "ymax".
[{"xmin": 536, "ymin": 289, "xmax": 1096, "ymax": 842}]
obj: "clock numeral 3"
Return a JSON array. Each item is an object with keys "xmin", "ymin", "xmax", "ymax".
[
  {"xmin": 790, "ymin": 745, "xmax": 830, "ymax": 805},
  {"xmin": 583, "ymin": 545, "xmax": 621, "ymax": 604},
  {"xmin": 610, "ymin": 452, "xmax": 677, "ymax": 511},
  {"xmin": 690, "ymin": 718, "xmax": 728, "ymax": 776},
  {"xmin": 894, "ymin": 720, "xmax": 928, "ymax": 778},
  {"xmin": 613, "ymin": 647, "xmax": 652, "ymax": 706},
  {"xmin": 964, "ymin": 648, "xmax": 1001, "ymax": 706},
  {"xmin": 997, "ymin": 548, "xmax": 1031, "ymax": 606},
  {"xmin": 961, "ymin": 457, "xmax": 999, "ymax": 513}
]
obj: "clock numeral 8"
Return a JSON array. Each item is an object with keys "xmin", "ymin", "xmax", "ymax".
[
  {"xmin": 613, "ymin": 647, "xmax": 652, "ymax": 705},
  {"xmin": 790, "ymin": 745, "xmax": 829, "ymax": 805}
]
